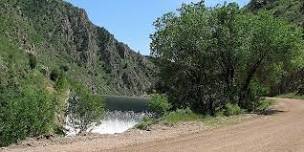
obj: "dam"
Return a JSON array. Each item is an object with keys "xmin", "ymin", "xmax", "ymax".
[{"xmin": 65, "ymin": 96, "xmax": 149, "ymax": 136}]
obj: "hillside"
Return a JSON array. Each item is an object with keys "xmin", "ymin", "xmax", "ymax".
[
  {"xmin": 0, "ymin": 0, "xmax": 155, "ymax": 96},
  {"xmin": 247, "ymin": 0, "xmax": 304, "ymax": 26}
]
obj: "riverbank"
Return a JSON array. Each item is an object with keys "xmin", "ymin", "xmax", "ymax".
[
  {"xmin": 2, "ymin": 113, "xmax": 258, "ymax": 152},
  {"xmin": 3, "ymin": 98, "xmax": 303, "ymax": 152}
]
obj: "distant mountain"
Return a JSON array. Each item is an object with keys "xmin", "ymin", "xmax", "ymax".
[{"xmin": 0, "ymin": 0, "xmax": 155, "ymax": 96}]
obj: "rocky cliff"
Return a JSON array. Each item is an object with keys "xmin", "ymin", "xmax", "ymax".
[{"xmin": 0, "ymin": 0, "xmax": 155, "ymax": 95}]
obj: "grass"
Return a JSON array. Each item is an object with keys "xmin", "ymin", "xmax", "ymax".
[
  {"xmin": 277, "ymin": 93, "xmax": 304, "ymax": 100},
  {"xmin": 161, "ymin": 110, "xmax": 253, "ymax": 128},
  {"xmin": 136, "ymin": 108, "xmax": 255, "ymax": 130},
  {"xmin": 255, "ymin": 99, "xmax": 274, "ymax": 114},
  {"xmin": 160, "ymin": 108, "xmax": 202, "ymax": 126},
  {"xmin": 201, "ymin": 115, "xmax": 253, "ymax": 128},
  {"xmin": 136, "ymin": 117, "xmax": 155, "ymax": 130}
]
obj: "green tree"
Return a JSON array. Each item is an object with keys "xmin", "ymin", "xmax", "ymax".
[
  {"xmin": 151, "ymin": 3, "xmax": 303, "ymax": 114},
  {"xmin": 66, "ymin": 84, "xmax": 104, "ymax": 133}
]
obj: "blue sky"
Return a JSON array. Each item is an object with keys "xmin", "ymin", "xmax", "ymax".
[{"xmin": 65, "ymin": 0, "xmax": 250, "ymax": 55}]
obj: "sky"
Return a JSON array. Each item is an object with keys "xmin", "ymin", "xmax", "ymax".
[{"xmin": 65, "ymin": 0, "xmax": 250, "ymax": 55}]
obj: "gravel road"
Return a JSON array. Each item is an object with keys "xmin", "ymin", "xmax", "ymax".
[{"xmin": 3, "ymin": 98, "xmax": 304, "ymax": 152}]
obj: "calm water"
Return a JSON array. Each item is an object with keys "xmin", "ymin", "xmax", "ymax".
[{"xmin": 103, "ymin": 96, "xmax": 149, "ymax": 112}]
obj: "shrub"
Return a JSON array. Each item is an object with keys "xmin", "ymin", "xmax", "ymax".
[
  {"xmin": 244, "ymin": 81, "xmax": 269, "ymax": 111},
  {"xmin": 136, "ymin": 117, "xmax": 155, "ymax": 130},
  {"xmin": 161, "ymin": 108, "xmax": 201, "ymax": 125},
  {"xmin": 50, "ymin": 68, "xmax": 60, "ymax": 81},
  {"xmin": 60, "ymin": 65, "xmax": 69, "ymax": 72},
  {"xmin": 38, "ymin": 65, "xmax": 49, "ymax": 76},
  {"xmin": 28, "ymin": 53, "xmax": 37, "ymax": 69},
  {"xmin": 223, "ymin": 103, "xmax": 241, "ymax": 116},
  {"xmin": 148, "ymin": 94, "xmax": 171, "ymax": 116},
  {"xmin": 0, "ymin": 85, "xmax": 56, "ymax": 147},
  {"xmin": 255, "ymin": 99, "xmax": 273, "ymax": 114},
  {"xmin": 66, "ymin": 84, "xmax": 104, "ymax": 133},
  {"xmin": 55, "ymin": 73, "xmax": 68, "ymax": 91}
]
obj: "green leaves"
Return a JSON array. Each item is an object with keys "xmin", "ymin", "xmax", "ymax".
[
  {"xmin": 151, "ymin": 2, "xmax": 304, "ymax": 114},
  {"xmin": 66, "ymin": 83, "xmax": 104, "ymax": 133},
  {"xmin": 148, "ymin": 94, "xmax": 171, "ymax": 116},
  {"xmin": 0, "ymin": 76, "xmax": 56, "ymax": 147}
]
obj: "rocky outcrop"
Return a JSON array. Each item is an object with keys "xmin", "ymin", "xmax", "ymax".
[{"xmin": 0, "ymin": 0, "xmax": 155, "ymax": 96}]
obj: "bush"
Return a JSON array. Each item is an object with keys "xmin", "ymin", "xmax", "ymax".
[
  {"xmin": 223, "ymin": 103, "xmax": 242, "ymax": 116},
  {"xmin": 38, "ymin": 65, "xmax": 49, "ymax": 76},
  {"xmin": 60, "ymin": 65, "xmax": 69, "ymax": 72},
  {"xmin": 244, "ymin": 81, "xmax": 269, "ymax": 111},
  {"xmin": 161, "ymin": 108, "xmax": 201, "ymax": 125},
  {"xmin": 66, "ymin": 84, "xmax": 104, "ymax": 133},
  {"xmin": 50, "ymin": 68, "xmax": 60, "ymax": 81},
  {"xmin": 55, "ymin": 73, "xmax": 68, "ymax": 91},
  {"xmin": 0, "ymin": 85, "xmax": 56, "ymax": 147},
  {"xmin": 136, "ymin": 117, "xmax": 155, "ymax": 130},
  {"xmin": 255, "ymin": 99, "xmax": 273, "ymax": 114},
  {"xmin": 28, "ymin": 53, "xmax": 37, "ymax": 69},
  {"xmin": 148, "ymin": 94, "xmax": 171, "ymax": 116}
]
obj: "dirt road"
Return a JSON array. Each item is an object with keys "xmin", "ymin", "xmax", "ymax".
[{"xmin": 4, "ymin": 98, "xmax": 304, "ymax": 152}]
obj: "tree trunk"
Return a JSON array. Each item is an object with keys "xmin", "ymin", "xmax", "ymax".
[{"xmin": 239, "ymin": 57, "xmax": 264, "ymax": 107}]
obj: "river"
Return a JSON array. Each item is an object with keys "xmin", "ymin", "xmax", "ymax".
[{"xmin": 65, "ymin": 96, "xmax": 149, "ymax": 136}]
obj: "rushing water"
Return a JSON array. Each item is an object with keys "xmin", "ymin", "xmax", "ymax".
[
  {"xmin": 65, "ymin": 111, "xmax": 146, "ymax": 136},
  {"xmin": 91, "ymin": 111, "xmax": 146, "ymax": 134},
  {"xmin": 65, "ymin": 96, "xmax": 149, "ymax": 136}
]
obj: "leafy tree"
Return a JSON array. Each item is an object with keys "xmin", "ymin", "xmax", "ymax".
[
  {"xmin": 247, "ymin": 0, "xmax": 304, "ymax": 96},
  {"xmin": 151, "ymin": 3, "xmax": 303, "ymax": 114},
  {"xmin": 66, "ymin": 84, "xmax": 104, "ymax": 133}
]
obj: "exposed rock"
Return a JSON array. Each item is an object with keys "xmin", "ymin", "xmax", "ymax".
[{"xmin": 0, "ymin": 0, "xmax": 155, "ymax": 96}]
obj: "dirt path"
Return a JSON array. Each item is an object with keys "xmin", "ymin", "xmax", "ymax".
[{"xmin": 3, "ymin": 98, "xmax": 304, "ymax": 152}]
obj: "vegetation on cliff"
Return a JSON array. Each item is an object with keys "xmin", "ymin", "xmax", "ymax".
[
  {"xmin": 0, "ymin": 37, "xmax": 104, "ymax": 146},
  {"xmin": 0, "ymin": 0, "xmax": 154, "ymax": 146},
  {"xmin": 0, "ymin": 0, "xmax": 154, "ymax": 96}
]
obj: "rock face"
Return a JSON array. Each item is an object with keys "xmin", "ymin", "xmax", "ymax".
[{"xmin": 0, "ymin": 0, "xmax": 155, "ymax": 95}]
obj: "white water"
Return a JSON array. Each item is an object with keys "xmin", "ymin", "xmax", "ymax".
[{"xmin": 65, "ymin": 111, "xmax": 146, "ymax": 136}]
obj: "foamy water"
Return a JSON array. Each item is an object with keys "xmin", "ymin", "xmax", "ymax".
[{"xmin": 65, "ymin": 111, "xmax": 146, "ymax": 136}]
